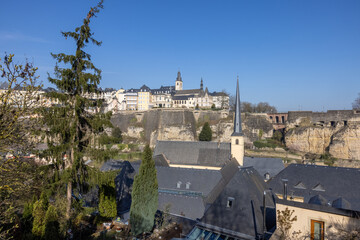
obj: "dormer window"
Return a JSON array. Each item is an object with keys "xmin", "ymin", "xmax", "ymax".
[
  {"xmin": 226, "ymin": 197, "xmax": 234, "ymax": 208},
  {"xmin": 235, "ymin": 139, "xmax": 239, "ymax": 145},
  {"xmin": 264, "ymin": 172, "xmax": 270, "ymax": 181},
  {"xmin": 312, "ymin": 183, "xmax": 325, "ymax": 192},
  {"xmin": 186, "ymin": 182, "xmax": 191, "ymax": 189},
  {"xmin": 177, "ymin": 181, "xmax": 182, "ymax": 189},
  {"xmin": 294, "ymin": 181, "xmax": 306, "ymax": 190}
]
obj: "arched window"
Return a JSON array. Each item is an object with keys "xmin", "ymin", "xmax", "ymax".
[{"xmin": 235, "ymin": 139, "xmax": 239, "ymax": 145}]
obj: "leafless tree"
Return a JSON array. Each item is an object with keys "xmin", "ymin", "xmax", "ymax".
[{"xmin": 353, "ymin": 93, "xmax": 360, "ymax": 110}]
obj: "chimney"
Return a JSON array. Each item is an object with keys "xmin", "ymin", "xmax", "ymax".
[{"xmin": 282, "ymin": 179, "xmax": 288, "ymax": 200}]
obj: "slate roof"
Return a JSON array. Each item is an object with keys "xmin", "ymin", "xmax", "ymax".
[
  {"xmin": 113, "ymin": 161, "xmax": 216, "ymax": 218},
  {"xmin": 198, "ymin": 167, "xmax": 276, "ymax": 239},
  {"xmin": 153, "ymin": 141, "xmax": 285, "ymax": 178},
  {"xmin": 268, "ymin": 164, "xmax": 360, "ymax": 211},
  {"xmin": 175, "ymin": 89, "xmax": 201, "ymax": 95},
  {"xmin": 115, "ymin": 161, "xmax": 135, "ymax": 215},
  {"xmin": 158, "ymin": 193, "xmax": 205, "ymax": 220},
  {"xmin": 131, "ymin": 164, "xmax": 222, "ymax": 197},
  {"xmin": 153, "ymin": 154, "xmax": 170, "ymax": 167},
  {"xmin": 243, "ymin": 157, "xmax": 285, "ymax": 179},
  {"xmin": 153, "ymin": 141, "xmax": 231, "ymax": 167},
  {"xmin": 209, "ymin": 91, "xmax": 228, "ymax": 97},
  {"xmin": 172, "ymin": 95, "xmax": 194, "ymax": 101},
  {"xmin": 100, "ymin": 159, "xmax": 127, "ymax": 172}
]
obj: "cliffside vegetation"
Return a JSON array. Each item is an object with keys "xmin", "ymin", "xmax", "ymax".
[{"xmin": 199, "ymin": 122, "xmax": 213, "ymax": 141}]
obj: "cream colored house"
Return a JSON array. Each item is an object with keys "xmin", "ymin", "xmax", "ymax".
[
  {"xmin": 275, "ymin": 199, "xmax": 360, "ymax": 240},
  {"xmin": 137, "ymin": 85, "xmax": 151, "ymax": 111}
]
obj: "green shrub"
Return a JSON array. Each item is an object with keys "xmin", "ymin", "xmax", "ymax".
[
  {"xmin": 272, "ymin": 130, "xmax": 283, "ymax": 142},
  {"xmin": 99, "ymin": 185, "xmax": 117, "ymax": 218},
  {"xmin": 253, "ymin": 140, "xmax": 277, "ymax": 149},
  {"xmin": 32, "ymin": 198, "xmax": 47, "ymax": 237},
  {"xmin": 112, "ymin": 127, "xmax": 123, "ymax": 143},
  {"xmin": 199, "ymin": 122, "xmax": 212, "ymax": 141},
  {"xmin": 130, "ymin": 145, "xmax": 158, "ymax": 236},
  {"xmin": 44, "ymin": 205, "xmax": 61, "ymax": 240}
]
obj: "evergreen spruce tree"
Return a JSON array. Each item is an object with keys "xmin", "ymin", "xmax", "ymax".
[
  {"xmin": 42, "ymin": 0, "xmax": 112, "ymax": 220},
  {"xmin": 199, "ymin": 122, "xmax": 212, "ymax": 141},
  {"xmin": 32, "ymin": 193, "xmax": 48, "ymax": 237},
  {"xmin": 130, "ymin": 145, "xmax": 158, "ymax": 236},
  {"xmin": 44, "ymin": 205, "xmax": 61, "ymax": 240}
]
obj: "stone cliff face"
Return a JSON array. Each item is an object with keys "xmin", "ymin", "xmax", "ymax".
[
  {"xmin": 285, "ymin": 123, "xmax": 360, "ymax": 160},
  {"xmin": 329, "ymin": 125, "xmax": 360, "ymax": 160},
  {"xmin": 285, "ymin": 127, "xmax": 335, "ymax": 154},
  {"xmin": 111, "ymin": 110, "xmax": 273, "ymax": 148},
  {"xmin": 111, "ymin": 110, "xmax": 360, "ymax": 160}
]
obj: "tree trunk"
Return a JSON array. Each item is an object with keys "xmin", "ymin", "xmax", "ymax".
[
  {"xmin": 66, "ymin": 147, "xmax": 74, "ymax": 220},
  {"xmin": 66, "ymin": 180, "xmax": 72, "ymax": 220}
]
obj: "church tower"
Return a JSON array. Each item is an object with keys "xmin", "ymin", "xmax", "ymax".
[
  {"xmin": 231, "ymin": 76, "xmax": 244, "ymax": 166},
  {"xmin": 175, "ymin": 71, "xmax": 183, "ymax": 91},
  {"xmin": 200, "ymin": 78, "xmax": 203, "ymax": 90}
]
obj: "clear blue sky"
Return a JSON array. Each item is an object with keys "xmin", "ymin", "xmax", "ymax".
[{"xmin": 1, "ymin": 0, "xmax": 359, "ymax": 112}]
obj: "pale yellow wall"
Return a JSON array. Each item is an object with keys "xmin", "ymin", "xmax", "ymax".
[
  {"xmin": 137, "ymin": 92, "xmax": 150, "ymax": 110},
  {"xmin": 231, "ymin": 136, "xmax": 244, "ymax": 166},
  {"xmin": 276, "ymin": 203, "xmax": 360, "ymax": 239},
  {"xmin": 169, "ymin": 164, "xmax": 221, "ymax": 170}
]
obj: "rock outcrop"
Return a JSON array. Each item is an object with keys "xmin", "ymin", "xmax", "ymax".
[
  {"xmin": 285, "ymin": 124, "xmax": 360, "ymax": 160},
  {"xmin": 329, "ymin": 125, "xmax": 360, "ymax": 160},
  {"xmin": 111, "ymin": 110, "xmax": 273, "ymax": 148},
  {"xmin": 285, "ymin": 127, "xmax": 334, "ymax": 154}
]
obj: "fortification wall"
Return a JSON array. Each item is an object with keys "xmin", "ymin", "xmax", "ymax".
[{"xmin": 111, "ymin": 109, "xmax": 273, "ymax": 147}]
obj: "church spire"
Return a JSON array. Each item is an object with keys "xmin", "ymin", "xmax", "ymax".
[
  {"xmin": 200, "ymin": 78, "xmax": 203, "ymax": 90},
  {"xmin": 176, "ymin": 71, "xmax": 182, "ymax": 82},
  {"xmin": 232, "ymin": 76, "xmax": 243, "ymax": 136}
]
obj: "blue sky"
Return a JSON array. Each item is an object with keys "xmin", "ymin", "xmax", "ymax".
[{"xmin": 1, "ymin": 0, "xmax": 359, "ymax": 112}]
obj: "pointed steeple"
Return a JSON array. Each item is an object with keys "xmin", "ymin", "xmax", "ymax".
[
  {"xmin": 232, "ymin": 76, "xmax": 243, "ymax": 136},
  {"xmin": 176, "ymin": 71, "xmax": 182, "ymax": 82},
  {"xmin": 200, "ymin": 78, "xmax": 203, "ymax": 90}
]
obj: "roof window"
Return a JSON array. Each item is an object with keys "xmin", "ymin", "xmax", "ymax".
[
  {"xmin": 294, "ymin": 181, "xmax": 306, "ymax": 189},
  {"xmin": 312, "ymin": 183, "xmax": 325, "ymax": 192},
  {"xmin": 226, "ymin": 197, "xmax": 234, "ymax": 208}
]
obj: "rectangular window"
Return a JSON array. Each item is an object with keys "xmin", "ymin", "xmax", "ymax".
[
  {"xmin": 227, "ymin": 197, "xmax": 234, "ymax": 208},
  {"xmin": 311, "ymin": 220, "xmax": 324, "ymax": 240}
]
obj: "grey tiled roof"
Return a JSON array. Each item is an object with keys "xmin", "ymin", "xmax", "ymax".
[
  {"xmin": 158, "ymin": 193, "xmax": 205, "ymax": 220},
  {"xmin": 131, "ymin": 164, "xmax": 222, "ymax": 197},
  {"xmin": 153, "ymin": 141, "xmax": 285, "ymax": 177},
  {"xmin": 243, "ymin": 157, "xmax": 285, "ymax": 179},
  {"xmin": 175, "ymin": 89, "xmax": 201, "ymax": 95},
  {"xmin": 100, "ymin": 159, "xmax": 126, "ymax": 172},
  {"xmin": 128, "ymin": 163, "xmax": 222, "ymax": 220},
  {"xmin": 153, "ymin": 141, "xmax": 231, "ymax": 167},
  {"xmin": 172, "ymin": 95, "xmax": 194, "ymax": 100},
  {"xmin": 199, "ymin": 167, "xmax": 276, "ymax": 239},
  {"xmin": 268, "ymin": 164, "xmax": 360, "ymax": 211}
]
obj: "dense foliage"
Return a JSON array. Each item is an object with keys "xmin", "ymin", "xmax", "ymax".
[
  {"xmin": 130, "ymin": 145, "xmax": 158, "ymax": 236},
  {"xmin": 41, "ymin": 0, "xmax": 113, "ymax": 220},
  {"xmin": 0, "ymin": 54, "xmax": 43, "ymax": 239},
  {"xmin": 199, "ymin": 122, "xmax": 212, "ymax": 141}
]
